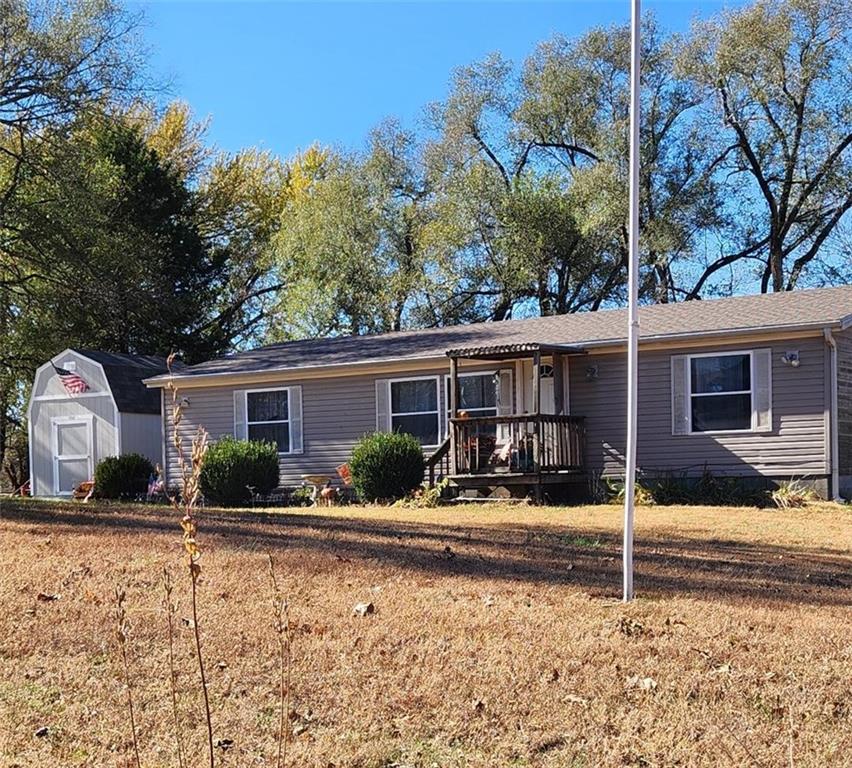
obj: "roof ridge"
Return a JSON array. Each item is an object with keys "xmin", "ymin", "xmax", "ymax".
[
  {"xmin": 151, "ymin": 284, "xmax": 852, "ymax": 380},
  {"xmin": 235, "ymin": 284, "xmax": 852, "ymax": 356}
]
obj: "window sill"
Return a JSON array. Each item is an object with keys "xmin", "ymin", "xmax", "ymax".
[{"xmin": 687, "ymin": 428, "xmax": 756, "ymax": 436}]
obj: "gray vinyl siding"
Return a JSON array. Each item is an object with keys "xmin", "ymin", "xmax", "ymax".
[
  {"xmin": 569, "ymin": 336, "xmax": 829, "ymax": 478},
  {"xmin": 161, "ymin": 334, "xmax": 831, "ymax": 490},
  {"xmin": 163, "ymin": 363, "xmax": 503, "ymax": 488},
  {"xmin": 119, "ymin": 412, "xmax": 163, "ymax": 467},
  {"xmin": 835, "ymin": 328, "xmax": 852, "ymax": 478}
]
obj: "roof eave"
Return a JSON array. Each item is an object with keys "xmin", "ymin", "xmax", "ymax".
[{"xmin": 144, "ymin": 319, "xmax": 839, "ymax": 388}]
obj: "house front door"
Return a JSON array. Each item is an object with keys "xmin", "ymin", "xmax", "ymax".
[
  {"xmin": 540, "ymin": 365, "xmax": 555, "ymax": 414},
  {"xmin": 522, "ymin": 360, "xmax": 559, "ymax": 414}
]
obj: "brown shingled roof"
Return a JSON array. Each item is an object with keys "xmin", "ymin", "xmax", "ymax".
[{"xmin": 149, "ymin": 285, "xmax": 852, "ymax": 382}]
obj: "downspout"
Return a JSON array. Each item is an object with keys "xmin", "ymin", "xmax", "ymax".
[{"xmin": 823, "ymin": 329, "xmax": 842, "ymax": 501}]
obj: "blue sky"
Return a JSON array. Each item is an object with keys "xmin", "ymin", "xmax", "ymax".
[{"xmin": 136, "ymin": 1, "xmax": 746, "ymax": 158}]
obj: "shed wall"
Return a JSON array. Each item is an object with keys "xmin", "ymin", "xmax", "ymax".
[
  {"xmin": 120, "ymin": 412, "xmax": 163, "ymax": 467},
  {"xmin": 32, "ymin": 352, "xmax": 110, "ymax": 398},
  {"xmin": 29, "ymin": 396, "xmax": 118, "ymax": 496}
]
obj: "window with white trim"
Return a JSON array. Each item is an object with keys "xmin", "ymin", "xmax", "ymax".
[
  {"xmin": 445, "ymin": 372, "xmax": 498, "ymax": 437},
  {"xmin": 445, "ymin": 373, "xmax": 498, "ymax": 418},
  {"xmin": 247, "ymin": 389, "xmax": 291, "ymax": 452},
  {"xmin": 689, "ymin": 352, "xmax": 752, "ymax": 432},
  {"xmin": 390, "ymin": 377, "xmax": 439, "ymax": 446}
]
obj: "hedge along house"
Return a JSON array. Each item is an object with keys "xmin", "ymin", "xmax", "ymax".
[
  {"xmin": 145, "ymin": 286, "xmax": 852, "ymax": 500},
  {"xmin": 28, "ymin": 350, "xmax": 170, "ymax": 497}
]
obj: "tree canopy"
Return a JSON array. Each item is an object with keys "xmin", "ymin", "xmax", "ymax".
[{"xmin": 2, "ymin": 0, "xmax": 851, "ymax": 487}]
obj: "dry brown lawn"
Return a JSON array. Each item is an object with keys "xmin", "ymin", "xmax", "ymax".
[{"xmin": 0, "ymin": 497, "xmax": 849, "ymax": 768}]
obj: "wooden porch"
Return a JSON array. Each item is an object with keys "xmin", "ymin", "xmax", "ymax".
[{"xmin": 426, "ymin": 341, "xmax": 588, "ymax": 499}]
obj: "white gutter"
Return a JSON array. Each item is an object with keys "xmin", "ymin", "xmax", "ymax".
[{"xmin": 823, "ymin": 329, "xmax": 843, "ymax": 501}]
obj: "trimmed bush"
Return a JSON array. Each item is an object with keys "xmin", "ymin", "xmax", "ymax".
[
  {"xmin": 94, "ymin": 453, "xmax": 154, "ymax": 499},
  {"xmin": 199, "ymin": 437, "xmax": 279, "ymax": 506},
  {"xmin": 350, "ymin": 432, "xmax": 425, "ymax": 502}
]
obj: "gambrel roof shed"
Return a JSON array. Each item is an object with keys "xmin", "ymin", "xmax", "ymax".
[{"xmin": 28, "ymin": 349, "xmax": 170, "ymax": 497}]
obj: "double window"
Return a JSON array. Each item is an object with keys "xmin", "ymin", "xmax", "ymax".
[
  {"xmin": 688, "ymin": 352, "xmax": 752, "ymax": 433},
  {"xmin": 246, "ymin": 389, "xmax": 292, "ymax": 453},
  {"xmin": 384, "ymin": 372, "xmax": 502, "ymax": 447},
  {"xmin": 389, "ymin": 377, "xmax": 440, "ymax": 447}
]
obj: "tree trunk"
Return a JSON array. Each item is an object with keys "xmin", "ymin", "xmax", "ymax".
[{"xmin": 769, "ymin": 236, "xmax": 785, "ymax": 292}]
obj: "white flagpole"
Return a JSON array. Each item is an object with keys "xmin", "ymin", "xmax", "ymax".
[{"xmin": 623, "ymin": 0, "xmax": 641, "ymax": 603}]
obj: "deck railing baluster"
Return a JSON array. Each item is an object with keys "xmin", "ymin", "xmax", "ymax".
[{"xmin": 445, "ymin": 413, "xmax": 585, "ymax": 476}]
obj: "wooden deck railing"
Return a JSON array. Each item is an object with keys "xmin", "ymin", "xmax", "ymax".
[
  {"xmin": 449, "ymin": 414, "xmax": 585, "ymax": 476},
  {"xmin": 424, "ymin": 435, "xmax": 452, "ymax": 487}
]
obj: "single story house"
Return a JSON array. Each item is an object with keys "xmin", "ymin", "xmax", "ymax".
[
  {"xmin": 145, "ymin": 286, "xmax": 852, "ymax": 500},
  {"xmin": 28, "ymin": 350, "xmax": 169, "ymax": 496}
]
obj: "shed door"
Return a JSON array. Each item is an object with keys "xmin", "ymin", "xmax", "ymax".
[{"xmin": 53, "ymin": 419, "xmax": 93, "ymax": 495}]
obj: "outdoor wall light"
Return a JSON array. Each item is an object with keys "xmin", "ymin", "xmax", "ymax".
[
  {"xmin": 586, "ymin": 365, "xmax": 599, "ymax": 381},
  {"xmin": 781, "ymin": 351, "xmax": 801, "ymax": 368}
]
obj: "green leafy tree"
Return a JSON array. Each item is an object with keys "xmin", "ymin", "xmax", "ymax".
[
  {"xmin": 271, "ymin": 130, "xmax": 436, "ymax": 337},
  {"xmin": 0, "ymin": 0, "xmax": 145, "ymax": 481}
]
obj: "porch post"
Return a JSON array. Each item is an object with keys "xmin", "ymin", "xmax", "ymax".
[
  {"xmin": 449, "ymin": 356, "xmax": 458, "ymax": 475},
  {"xmin": 552, "ymin": 352, "xmax": 565, "ymax": 415},
  {"xmin": 532, "ymin": 349, "xmax": 541, "ymax": 471}
]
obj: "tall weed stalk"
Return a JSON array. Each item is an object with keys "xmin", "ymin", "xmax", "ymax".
[
  {"xmin": 167, "ymin": 354, "xmax": 214, "ymax": 768},
  {"xmin": 268, "ymin": 555, "xmax": 291, "ymax": 768},
  {"xmin": 114, "ymin": 588, "xmax": 142, "ymax": 768},
  {"xmin": 162, "ymin": 567, "xmax": 186, "ymax": 768}
]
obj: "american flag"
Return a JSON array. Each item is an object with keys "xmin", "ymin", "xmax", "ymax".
[{"xmin": 51, "ymin": 362, "xmax": 89, "ymax": 394}]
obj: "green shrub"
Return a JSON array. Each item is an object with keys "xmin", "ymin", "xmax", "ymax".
[
  {"xmin": 350, "ymin": 432, "xmax": 425, "ymax": 502},
  {"xmin": 94, "ymin": 453, "xmax": 154, "ymax": 499},
  {"xmin": 199, "ymin": 437, "xmax": 279, "ymax": 506}
]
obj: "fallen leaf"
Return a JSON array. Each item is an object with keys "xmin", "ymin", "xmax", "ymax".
[
  {"xmin": 214, "ymin": 738, "xmax": 234, "ymax": 751},
  {"xmin": 34, "ymin": 727, "xmax": 49, "ymax": 738},
  {"xmin": 627, "ymin": 675, "xmax": 657, "ymax": 691},
  {"xmin": 36, "ymin": 593, "xmax": 60, "ymax": 602},
  {"xmin": 618, "ymin": 616, "xmax": 645, "ymax": 636}
]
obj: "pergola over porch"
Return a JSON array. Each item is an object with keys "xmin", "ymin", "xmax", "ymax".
[{"xmin": 427, "ymin": 342, "xmax": 588, "ymax": 494}]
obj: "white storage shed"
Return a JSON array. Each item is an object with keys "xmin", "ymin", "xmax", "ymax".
[{"xmin": 27, "ymin": 349, "xmax": 169, "ymax": 497}]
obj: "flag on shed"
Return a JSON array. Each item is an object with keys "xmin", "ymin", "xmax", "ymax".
[{"xmin": 51, "ymin": 362, "xmax": 90, "ymax": 394}]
